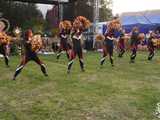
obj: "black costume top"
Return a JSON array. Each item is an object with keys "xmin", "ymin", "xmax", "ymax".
[
  {"xmin": 130, "ymin": 31, "xmax": 140, "ymax": 46},
  {"xmin": 104, "ymin": 32, "xmax": 114, "ymax": 47},
  {"xmin": 0, "ymin": 44, "xmax": 6, "ymax": 55},
  {"xmin": 71, "ymin": 30, "xmax": 83, "ymax": 53},
  {"xmin": 59, "ymin": 30, "xmax": 68, "ymax": 45},
  {"xmin": 148, "ymin": 36, "xmax": 155, "ymax": 48},
  {"xmin": 22, "ymin": 31, "xmax": 36, "ymax": 57}
]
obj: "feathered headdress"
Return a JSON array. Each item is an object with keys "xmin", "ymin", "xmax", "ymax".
[
  {"xmin": 73, "ymin": 16, "xmax": 91, "ymax": 31},
  {"xmin": 107, "ymin": 18, "xmax": 121, "ymax": 32},
  {"xmin": 59, "ymin": 20, "xmax": 72, "ymax": 30}
]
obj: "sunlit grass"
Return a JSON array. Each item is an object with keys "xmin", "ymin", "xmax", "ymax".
[{"xmin": 0, "ymin": 51, "xmax": 160, "ymax": 120}]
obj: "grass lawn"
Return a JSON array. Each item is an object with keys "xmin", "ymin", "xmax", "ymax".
[{"xmin": 0, "ymin": 51, "xmax": 160, "ymax": 120}]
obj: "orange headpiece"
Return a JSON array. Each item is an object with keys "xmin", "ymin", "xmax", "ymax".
[{"xmin": 73, "ymin": 16, "xmax": 91, "ymax": 31}]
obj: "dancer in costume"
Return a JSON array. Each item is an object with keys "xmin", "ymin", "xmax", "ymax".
[
  {"xmin": 0, "ymin": 33, "xmax": 10, "ymax": 67},
  {"xmin": 147, "ymin": 32, "xmax": 156, "ymax": 61},
  {"xmin": 118, "ymin": 29, "xmax": 126, "ymax": 58},
  {"xmin": 67, "ymin": 16, "xmax": 91, "ymax": 73},
  {"xmin": 0, "ymin": 18, "xmax": 11, "ymax": 67},
  {"xmin": 129, "ymin": 27, "xmax": 140, "ymax": 63},
  {"xmin": 100, "ymin": 18, "xmax": 121, "ymax": 66},
  {"xmin": 13, "ymin": 29, "xmax": 48, "ymax": 80},
  {"xmin": 100, "ymin": 31, "xmax": 115, "ymax": 66},
  {"xmin": 57, "ymin": 20, "xmax": 72, "ymax": 60}
]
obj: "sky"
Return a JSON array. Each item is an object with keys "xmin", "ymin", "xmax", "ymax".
[
  {"xmin": 38, "ymin": 0, "xmax": 160, "ymax": 16},
  {"xmin": 37, "ymin": 4, "xmax": 53, "ymax": 17},
  {"xmin": 112, "ymin": 0, "xmax": 160, "ymax": 15}
]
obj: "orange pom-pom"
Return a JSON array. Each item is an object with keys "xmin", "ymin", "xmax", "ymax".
[{"xmin": 96, "ymin": 34, "xmax": 105, "ymax": 41}]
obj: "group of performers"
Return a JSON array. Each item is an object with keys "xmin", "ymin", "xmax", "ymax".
[
  {"xmin": 57, "ymin": 16, "xmax": 91, "ymax": 73},
  {"xmin": 117, "ymin": 27, "xmax": 158, "ymax": 63},
  {"xmin": 0, "ymin": 16, "xmax": 91, "ymax": 80},
  {"xmin": 0, "ymin": 16, "xmax": 160, "ymax": 80},
  {"xmin": 99, "ymin": 18, "xmax": 121, "ymax": 66},
  {"xmin": 0, "ymin": 18, "xmax": 48, "ymax": 80},
  {"xmin": 96, "ymin": 17, "xmax": 160, "ymax": 66}
]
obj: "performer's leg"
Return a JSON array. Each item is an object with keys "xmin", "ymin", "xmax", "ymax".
[
  {"xmin": 108, "ymin": 46, "xmax": 114, "ymax": 66},
  {"xmin": 4, "ymin": 55, "xmax": 9, "ymax": 67},
  {"xmin": 13, "ymin": 56, "xmax": 28, "ymax": 80},
  {"xmin": 118, "ymin": 44, "xmax": 122, "ymax": 57},
  {"xmin": 2, "ymin": 52, "xmax": 9, "ymax": 67},
  {"xmin": 66, "ymin": 50, "xmax": 70, "ymax": 60},
  {"xmin": 100, "ymin": 46, "xmax": 107, "ymax": 66},
  {"xmin": 65, "ymin": 43, "xmax": 71, "ymax": 60},
  {"xmin": 67, "ymin": 50, "xmax": 76, "ymax": 73},
  {"xmin": 148, "ymin": 48, "xmax": 154, "ymax": 61},
  {"xmin": 65, "ymin": 46, "xmax": 70, "ymax": 60},
  {"xmin": 130, "ymin": 47, "xmax": 137, "ymax": 63},
  {"xmin": 119, "ymin": 49, "xmax": 125, "ymax": 58},
  {"xmin": 1, "ymin": 47, "xmax": 9, "ymax": 67},
  {"xmin": 78, "ymin": 49, "xmax": 84, "ymax": 71},
  {"xmin": 33, "ymin": 56, "xmax": 48, "ymax": 76},
  {"xmin": 118, "ymin": 46, "xmax": 125, "ymax": 58},
  {"xmin": 56, "ymin": 48, "xmax": 62, "ymax": 60}
]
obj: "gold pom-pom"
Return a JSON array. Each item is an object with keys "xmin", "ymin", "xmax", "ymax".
[
  {"xmin": 96, "ymin": 34, "xmax": 105, "ymax": 41},
  {"xmin": 31, "ymin": 34, "xmax": 43, "ymax": 52},
  {"xmin": 0, "ymin": 32, "xmax": 11, "ymax": 45},
  {"xmin": 152, "ymin": 38, "xmax": 160, "ymax": 47}
]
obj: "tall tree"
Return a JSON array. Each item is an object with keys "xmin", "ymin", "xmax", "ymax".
[
  {"xmin": 63, "ymin": 0, "xmax": 93, "ymax": 22},
  {"xmin": 99, "ymin": 0, "xmax": 113, "ymax": 22},
  {"xmin": 0, "ymin": 1, "xmax": 44, "ymax": 31},
  {"xmin": 63, "ymin": 0, "xmax": 113, "ymax": 22}
]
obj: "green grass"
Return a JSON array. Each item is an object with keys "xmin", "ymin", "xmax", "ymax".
[{"xmin": 0, "ymin": 51, "xmax": 160, "ymax": 120}]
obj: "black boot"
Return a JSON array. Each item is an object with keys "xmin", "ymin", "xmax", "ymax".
[
  {"xmin": 66, "ymin": 52, "xmax": 70, "ymax": 60},
  {"xmin": 13, "ymin": 65, "xmax": 24, "ymax": 80},
  {"xmin": 148, "ymin": 53, "xmax": 154, "ymax": 61},
  {"xmin": 4, "ymin": 56, "xmax": 9, "ymax": 67},
  {"xmin": 130, "ymin": 54, "xmax": 136, "ymax": 63},
  {"xmin": 67, "ymin": 60, "xmax": 74, "ymax": 74},
  {"xmin": 56, "ymin": 53, "xmax": 61, "ymax": 60},
  {"xmin": 118, "ymin": 50, "xmax": 125, "ymax": 58},
  {"xmin": 79, "ymin": 59, "xmax": 85, "ymax": 72},
  {"xmin": 41, "ymin": 64, "xmax": 48, "ymax": 76},
  {"xmin": 110, "ymin": 56, "xmax": 114, "ymax": 67},
  {"xmin": 100, "ymin": 57, "xmax": 105, "ymax": 66}
]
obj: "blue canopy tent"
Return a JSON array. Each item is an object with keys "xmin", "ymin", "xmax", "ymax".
[
  {"xmin": 145, "ymin": 12, "xmax": 160, "ymax": 32},
  {"xmin": 120, "ymin": 11, "xmax": 160, "ymax": 33}
]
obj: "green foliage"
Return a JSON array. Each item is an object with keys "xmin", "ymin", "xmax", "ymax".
[
  {"xmin": 0, "ymin": 52, "xmax": 160, "ymax": 119},
  {"xmin": 0, "ymin": 1, "xmax": 44, "ymax": 31},
  {"xmin": 63, "ymin": 0, "xmax": 113, "ymax": 22},
  {"xmin": 10, "ymin": 43, "xmax": 19, "ymax": 55},
  {"xmin": 99, "ymin": 0, "xmax": 113, "ymax": 21},
  {"xmin": 51, "ymin": 28, "xmax": 59, "ymax": 37},
  {"xmin": 63, "ymin": 0, "xmax": 93, "ymax": 22}
]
